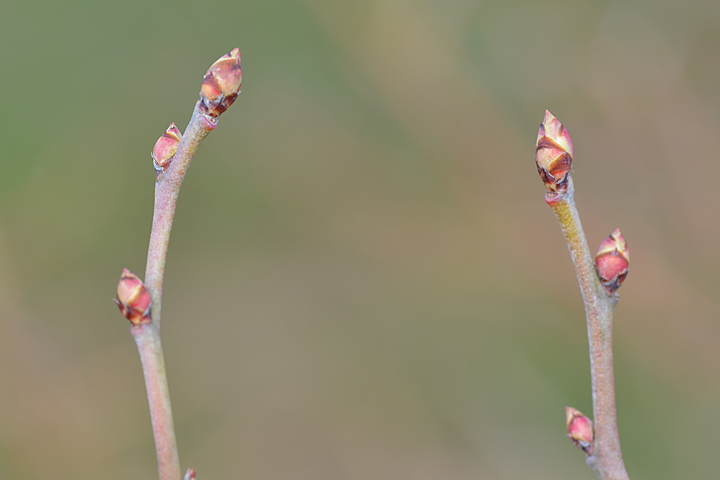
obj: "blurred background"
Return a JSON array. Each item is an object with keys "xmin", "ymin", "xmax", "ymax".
[{"xmin": 1, "ymin": 0, "xmax": 719, "ymax": 478}]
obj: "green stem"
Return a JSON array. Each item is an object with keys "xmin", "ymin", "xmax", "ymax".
[{"xmin": 547, "ymin": 177, "xmax": 629, "ymax": 480}]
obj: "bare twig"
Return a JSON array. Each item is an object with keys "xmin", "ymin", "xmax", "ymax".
[
  {"xmin": 116, "ymin": 49, "xmax": 242, "ymax": 480},
  {"xmin": 535, "ymin": 111, "xmax": 629, "ymax": 480}
]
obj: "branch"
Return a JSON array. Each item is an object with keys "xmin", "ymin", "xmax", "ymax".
[
  {"xmin": 535, "ymin": 111, "xmax": 630, "ymax": 480},
  {"xmin": 115, "ymin": 48, "xmax": 242, "ymax": 480}
]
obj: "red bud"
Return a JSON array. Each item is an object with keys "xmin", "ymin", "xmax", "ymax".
[
  {"xmin": 152, "ymin": 123, "xmax": 182, "ymax": 177},
  {"xmin": 200, "ymin": 48, "xmax": 242, "ymax": 117},
  {"xmin": 535, "ymin": 110, "xmax": 574, "ymax": 193},
  {"xmin": 115, "ymin": 268, "xmax": 152, "ymax": 326},
  {"xmin": 595, "ymin": 229, "xmax": 630, "ymax": 294},
  {"xmin": 566, "ymin": 407, "xmax": 594, "ymax": 454}
]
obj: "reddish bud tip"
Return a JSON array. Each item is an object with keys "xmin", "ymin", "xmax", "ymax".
[
  {"xmin": 152, "ymin": 123, "xmax": 183, "ymax": 177},
  {"xmin": 200, "ymin": 48, "xmax": 242, "ymax": 117},
  {"xmin": 183, "ymin": 469, "xmax": 197, "ymax": 480},
  {"xmin": 565, "ymin": 407, "xmax": 594, "ymax": 455},
  {"xmin": 535, "ymin": 110, "xmax": 574, "ymax": 193},
  {"xmin": 595, "ymin": 229, "xmax": 629, "ymax": 294},
  {"xmin": 115, "ymin": 268, "xmax": 152, "ymax": 326}
]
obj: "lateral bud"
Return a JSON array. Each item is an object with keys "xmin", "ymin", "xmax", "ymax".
[
  {"xmin": 200, "ymin": 48, "xmax": 242, "ymax": 118},
  {"xmin": 595, "ymin": 229, "xmax": 630, "ymax": 294},
  {"xmin": 152, "ymin": 123, "xmax": 182, "ymax": 178},
  {"xmin": 183, "ymin": 468, "xmax": 197, "ymax": 480},
  {"xmin": 114, "ymin": 268, "xmax": 152, "ymax": 326},
  {"xmin": 565, "ymin": 407, "xmax": 594, "ymax": 455},
  {"xmin": 535, "ymin": 110, "xmax": 574, "ymax": 194}
]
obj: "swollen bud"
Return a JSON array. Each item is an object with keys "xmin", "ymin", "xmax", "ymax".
[
  {"xmin": 565, "ymin": 407, "xmax": 594, "ymax": 455},
  {"xmin": 535, "ymin": 110, "xmax": 574, "ymax": 193},
  {"xmin": 200, "ymin": 48, "xmax": 242, "ymax": 118},
  {"xmin": 152, "ymin": 123, "xmax": 182, "ymax": 177},
  {"xmin": 184, "ymin": 469, "xmax": 196, "ymax": 480},
  {"xmin": 595, "ymin": 229, "xmax": 630, "ymax": 295},
  {"xmin": 115, "ymin": 268, "xmax": 152, "ymax": 326}
]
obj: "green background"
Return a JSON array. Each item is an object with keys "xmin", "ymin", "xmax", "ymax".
[{"xmin": 2, "ymin": 0, "xmax": 719, "ymax": 478}]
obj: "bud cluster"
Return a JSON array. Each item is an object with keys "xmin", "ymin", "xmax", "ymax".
[
  {"xmin": 535, "ymin": 110, "xmax": 574, "ymax": 194},
  {"xmin": 200, "ymin": 48, "xmax": 242, "ymax": 118}
]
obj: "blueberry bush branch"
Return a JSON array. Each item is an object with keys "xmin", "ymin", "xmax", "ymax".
[
  {"xmin": 115, "ymin": 48, "xmax": 242, "ymax": 480},
  {"xmin": 534, "ymin": 111, "xmax": 630, "ymax": 480}
]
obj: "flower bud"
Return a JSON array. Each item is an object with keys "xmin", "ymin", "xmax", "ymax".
[
  {"xmin": 184, "ymin": 469, "xmax": 196, "ymax": 480},
  {"xmin": 565, "ymin": 407, "xmax": 594, "ymax": 454},
  {"xmin": 152, "ymin": 123, "xmax": 182, "ymax": 177},
  {"xmin": 595, "ymin": 229, "xmax": 630, "ymax": 294},
  {"xmin": 535, "ymin": 110, "xmax": 574, "ymax": 193},
  {"xmin": 115, "ymin": 268, "xmax": 152, "ymax": 326},
  {"xmin": 200, "ymin": 48, "xmax": 242, "ymax": 117}
]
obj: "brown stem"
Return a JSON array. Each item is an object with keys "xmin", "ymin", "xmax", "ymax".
[
  {"xmin": 132, "ymin": 326, "xmax": 180, "ymax": 480},
  {"xmin": 136, "ymin": 103, "xmax": 217, "ymax": 480},
  {"xmin": 144, "ymin": 104, "xmax": 215, "ymax": 328},
  {"xmin": 547, "ymin": 177, "xmax": 629, "ymax": 480}
]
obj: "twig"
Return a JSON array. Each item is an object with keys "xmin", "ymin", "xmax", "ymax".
[
  {"xmin": 535, "ymin": 111, "xmax": 630, "ymax": 480},
  {"xmin": 115, "ymin": 49, "xmax": 242, "ymax": 480}
]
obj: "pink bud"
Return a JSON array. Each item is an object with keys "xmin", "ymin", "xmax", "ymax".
[
  {"xmin": 535, "ymin": 110, "xmax": 574, "ymax": 193},
  {"xmin": 565, "ymin": 407, "xmax": 594, "ymax": 454},
  {"xmin": 200, "ymin": 48, "xmax": 242, "ymax": 117},
  {"xmin": 152, "ymin": 123, "xmax": 182, "ymax": 177},
  {"xmin": 595, "ymin": 229, "xmax": 630, "ymax": 294},
  {"xmin": 115, "ymin": 268, "xmax": 152, "ymax": 326}
]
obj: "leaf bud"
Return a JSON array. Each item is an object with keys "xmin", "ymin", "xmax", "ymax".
[
  {"xmin": 114, "ymin": 268, "xmax": 152, "ymax": 326},
  {"xmin": 200, "ymin": 48, "xmax": 242, "ymax": 117},
  {"xmin": 535, "ymin": 110, "xmax": 574, "ymax": 193},
  {"xmin": 565, "ymin": 406, "xmax": 594, "ymax": 455},
  {"xmin": 152, "ymin": 123, "xmax": 182, "ymax": 177},
  {"xmin": 595, "ymin": 229, "xmax": 630, "ymax": 294}
]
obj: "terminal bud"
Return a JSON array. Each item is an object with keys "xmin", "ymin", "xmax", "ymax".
[
  {"xmin": 200, "ymin": 48, "xmax": 242, "ymax": 117},
  {"xmin": 535, "ymin": 110, "xmax": 574, "ymax": 194}
]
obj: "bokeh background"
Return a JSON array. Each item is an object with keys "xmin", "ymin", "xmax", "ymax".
[{"xmin": 2, "ymin": 0, "xmax": 720, "ymax": 478}]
